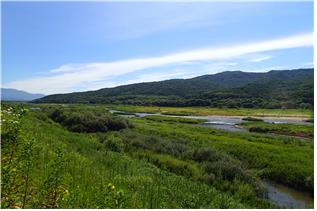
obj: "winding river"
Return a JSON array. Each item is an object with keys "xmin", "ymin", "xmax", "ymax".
[
  {"xmin": 109, "ymin": 109, "xmax": 312, "ymax": 132},
  {"xmin": 109, "ymin": 109, "xmax": 314, "ymax": 208}
]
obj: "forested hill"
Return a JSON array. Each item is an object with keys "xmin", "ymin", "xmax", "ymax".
[{"xmin": 34, "ymin": 68, "xmax": 313, "ymax": 109}]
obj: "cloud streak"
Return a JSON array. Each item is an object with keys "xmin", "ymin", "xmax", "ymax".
[
  {"xmin": 249, "ymin": 55, "xmax": 272, "ymax": 62},
  {"xmin": 3, "ymin": 33, "xmax": 313, "ymax": 94}
]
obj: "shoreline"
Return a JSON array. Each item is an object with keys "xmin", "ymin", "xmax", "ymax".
[{"xmin": 204, "ymin": 115, "xmax": 311, "ymax": 121}]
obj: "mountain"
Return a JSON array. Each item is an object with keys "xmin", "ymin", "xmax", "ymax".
[
  {"xmin": 1, "ymin": 88, "xmax": 45, "ymax": 101},
  {"xmin": 33, "ymin": 68, "xmax": 313, "ymax": 109}
]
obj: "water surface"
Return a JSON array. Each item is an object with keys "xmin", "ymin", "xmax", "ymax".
[
  {"xmin": 109, "ymin": 108, "xmax": 314, "ymax": 207},
  {"xmin": 109, "ymin": 109, "xmax": 311, "ymax": 125},
  {"xmin": 263, "ymin": 181, "xmax": 313, "ymax": 208}
]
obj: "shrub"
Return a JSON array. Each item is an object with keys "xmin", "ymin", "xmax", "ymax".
[
  {"xmin": 202, "ymin": 161, "xmax": 246, "ymax": 182},
  {"xmin": 192, "ymin": 148, "xmax": 235, "ymax": 163},
  {"xmin": 249, "ymin": 127, "xmax": 268, "ymax": 133},
  {"xmin": 45, "ymin": 108, "xmax": 130, "ymax": 133},
  {"xmin": 105, "ymin": 135, "xmax": 125, "ymax": 152},
  {"xmin": 242, "ymin": 117, "xmax": 263, "ymax": 122},
  {"xmin": 199, "ymin": 173, "xmax": 216, "ymax": 185},
  {"xmin": 192, "ymin": 148, "xmax": 217, "ymax": 162},
  {"xmin": 128, "ymin": 135, "xmax": 189, "ymax": 158}
]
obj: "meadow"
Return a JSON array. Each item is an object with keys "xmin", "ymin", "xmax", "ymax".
[
  {"xmin": 110, "ymin": 105, "xmax": 313, "ymax": 118},
  {"xmin": 238, "ymin": 121, "xmax": 313, "ymax": 138},
  {"xmin": 1, "ymin": 103, "xmax": 313, "ymax": 208}
]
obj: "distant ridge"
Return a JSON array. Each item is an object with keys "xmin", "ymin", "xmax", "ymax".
[
  {"xmin": 34, "ymin": 68, "xmax": 313, "ymax": 109},
  {"xmin": 1, "ymin": 88, "xmax": 45, "ymax": 101}
]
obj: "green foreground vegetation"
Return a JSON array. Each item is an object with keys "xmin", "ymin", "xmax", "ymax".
[{"xmin": 1, "ymin": 103, "xmax": 313, "ymax": 208}]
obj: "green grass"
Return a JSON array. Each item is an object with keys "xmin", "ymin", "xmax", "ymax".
[
  {"xmin": 129, "ymin": 118, "xmax": 313, "ymax": 193},
  {"xmin": 24, "ymin": 117, "xmax": 239, "ymax": 208},
  {"xmin": 144, "ymin": 115, "xmax": 206, "ymax": 124},
  {"xmin": 2, "ymin": 103, "xmax": 313, "ymax": 208},
  {"xmin": 238, "ymin": 122, "xmax": 314, "ymax": 138},
  {"xmin": 1, "ymin": 104, "xmax": 261, "ymax": 208},
  {"xmin": 110, "ymin": 105, "xmax": 313, "ymax": 118},
  {"xmin": 131, "ymin": 150, "xmax": 203, "ymax": 179}
]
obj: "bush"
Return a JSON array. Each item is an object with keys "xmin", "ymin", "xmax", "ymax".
[
  {"xmin": 242, "ymin": 117, "xmax": 263, "ymax": 122},
  {"xmin": 129, "ymin": 136, "xmax": 189, "ymax": 158},
  {"xmin": 192, "ymin": 148, "xmax": 217, "ymax": 162},
  {"xmin": 45, "ymin": 108, "xmax": 130, "ymax": 133},
  {"xmin": 105, "ymin": 135, "xmax": 125, "ymax": 152},
  {"xmin": 192, "ymin": 148, "xmax": 234, "ymax": 163},
  {"xmin": 199, "ymin": 173, "xmax": 216, "ymax": 185},
  {"xmin": 203, "ymin": 161, "xmax": 247, "ymax": 182},
  {"xmin": 33, "ymin": 111, "xmax": 53, "ymax": 123},
  {"xmin": 249, "ymin": 127, "xmax": 268, "ymax": 133}
]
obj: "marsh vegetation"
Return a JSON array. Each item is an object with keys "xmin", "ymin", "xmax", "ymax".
[{"xmin": 1, "ymin": 103, "xmax": 313, "ymax": 208}]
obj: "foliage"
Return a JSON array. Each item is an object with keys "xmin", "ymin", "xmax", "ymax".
[
  {"xmin": 242, "ymin": 117, "xmax": 264, "ymax": 122},
  {"xmin": 239, "ymin": 122, "xmax": 313, "ymax": 138},
  {"xmin": 43, "ymin": 106, "xmax": 131, "ymax": 133},
  {"xmin": 1, "ymin": 104, "xmax": 254, "ymax": 208},
  {"xmin": 110, "ymin": 104, "xmax": 313, "ymax": 118},
  {"xmin": 144, "ymin": 115, "xmax": 206, "ymax": 124},
  {"xmin": 1, "ymin": 103, "xmax": 313, "ymax": 208},
  {"xmin": 104, "ymin": 134, "xmax": 125, "ymax": 152},
  {"xmin": 129, "ymin": 117, "xmax": 313, "ymax": 193},
  {"xmin": 33, "ymin": 69, "xmax": 314, "ymax": 109}
]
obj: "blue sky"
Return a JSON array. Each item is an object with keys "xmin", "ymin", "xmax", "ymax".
[{"xmin": 2, "ymin": 1, "xmax": 313, "ymax": 94}]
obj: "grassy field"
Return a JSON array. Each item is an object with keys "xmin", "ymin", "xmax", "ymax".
[
  {"xmin": 238, "ymin": 122, "xmax": 314, "ymax": 138},
  {"xmin": 143, "ymin": 115, "xmax": 206, "ymax": 124},
  {"xmin": 129, "ymin": 118, "xmax": 313, "ymax": 191},
  {"xmin": 110, "ymin": 105, "xmax": 313, "ymax": 118},
  {"xmin": 1, "ymin": 103, "xmax": 313, "ymax": 208}
]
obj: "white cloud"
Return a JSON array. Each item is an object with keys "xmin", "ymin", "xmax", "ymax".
[
  {"xmin": 249, "ymin": 55, "xmax": 272, "ymax": 62},
  {"xmin": 3, "ymin": 33, "xmax": 313, "ymax": 94},
  {"xmin": 89, "ymin": 61, "xmax": 240, "ymax": 90}
]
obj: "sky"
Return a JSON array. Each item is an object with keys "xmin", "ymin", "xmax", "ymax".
[{"xmin": 2, "ymin": 1, "xmax": 314, "ymax": 95}]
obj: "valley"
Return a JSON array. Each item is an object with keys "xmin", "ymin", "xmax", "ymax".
[
  {"xmin": 1, "ymin": 103, "xmax": 313, "ymax": 208},
  {"xmin": 2, "ymin": 1, "xmax": 314, "ymax": 209}
]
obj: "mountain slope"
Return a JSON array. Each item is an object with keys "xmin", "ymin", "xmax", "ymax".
[
  {"xmin": 1, "ymin": 88, "xmax": 45, "ymax": 101},
  {"xmin": 34, "ymin": 68, "xmax": 313, "ymax": 109}
]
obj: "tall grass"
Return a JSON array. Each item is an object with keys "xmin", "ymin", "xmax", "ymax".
[
  {"xmin": 239, "ymin": 121, "xmax": 313, "ymax": 138},
  {"xmin": 2, "ymin": 103, "xmax": 312, "ymax": 208},
  {"xmin": 130, "ymin": 118, "xmax": 313, "ymax": 193},
  {"xmin": 2, "ymin": 105, "xmax": 257, "ymax": 208}
]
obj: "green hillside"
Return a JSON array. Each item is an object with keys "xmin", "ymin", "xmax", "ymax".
[{"xmin": 34, "ymin": 68, "xmax": 313, "ymax": 109}]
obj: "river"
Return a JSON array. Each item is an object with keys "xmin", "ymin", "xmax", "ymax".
[
  {"xmin": 108, "ymin": 109, "xmax": 312, "ymax": 132},
  {"xmin": 263, "ymin": 181, "xmax": 313, "ymax": 208},
  {"xmin": 109, "ymin": 108, "xmax": 314, "ymax": 208}
]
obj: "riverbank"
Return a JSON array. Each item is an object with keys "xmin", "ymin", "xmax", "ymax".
[
  {"xmin": 110, "ymin": 105, "xmax": 313, "ymax": 118},
  {"xmin": 3, "ymin": 103, "xmax": 313, "ymax": 208},
  {"xmin": 110, "ymin": 109, "xmax": 313, "ymax": 139}
]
